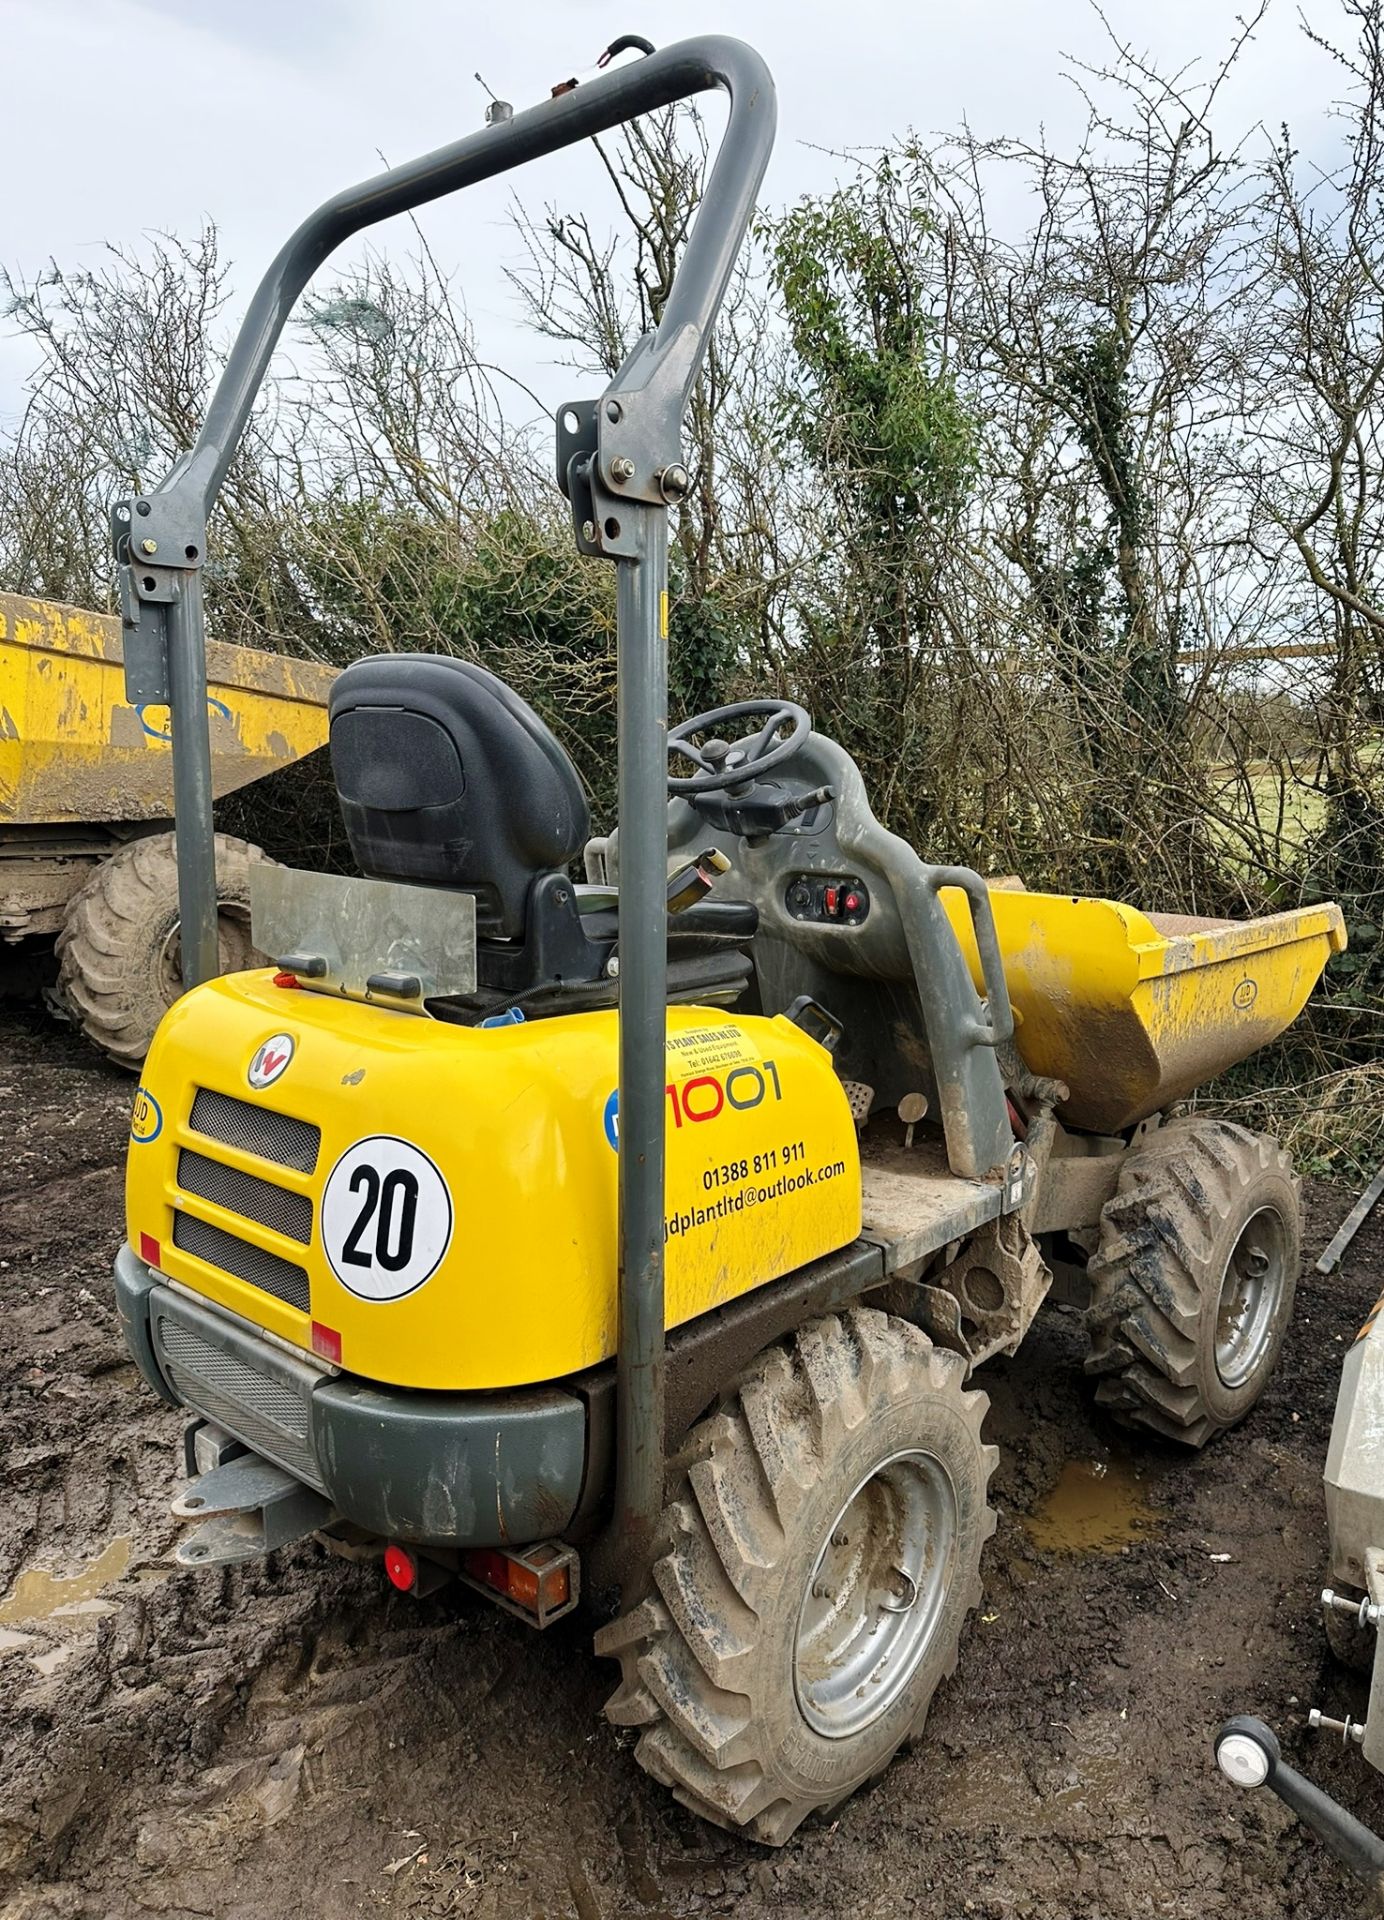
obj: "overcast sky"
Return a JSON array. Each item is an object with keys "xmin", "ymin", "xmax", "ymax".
[{"xmin": 1, "ymin": 0, "xmax": 1351, "ymax": 437}]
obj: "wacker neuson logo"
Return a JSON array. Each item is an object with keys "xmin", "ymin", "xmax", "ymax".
[{"xmin": 248, "ymin": 1033, "xmax": 295, "ymax": 1089}]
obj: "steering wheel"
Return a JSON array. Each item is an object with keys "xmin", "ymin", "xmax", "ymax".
[{"xmin": 667, "ymin": 698, "xmax": 812, "ymax": 795}]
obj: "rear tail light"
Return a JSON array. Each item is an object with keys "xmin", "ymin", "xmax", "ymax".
[
  {"xmin": 460, "ymin": 1541, "xmax": 579, "ymax": 1627},
  {"xmin": 382, "ymin": 1542, "xmax": 446, "ymax": 1598}
]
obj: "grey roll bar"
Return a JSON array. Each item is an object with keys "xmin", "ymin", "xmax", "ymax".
[{"xmin": 113, "ymin": 35, "xmax": 777, "ymax": 1583}]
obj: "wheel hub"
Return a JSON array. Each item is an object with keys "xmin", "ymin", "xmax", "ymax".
[
  {"xmin": 157, "ymin": 906, "xmax": 256, "ymax": 1004},
  {"xmin": 1215, "ymin": 1206, "xmax": 1288, "ymax": 1390},
  {"xmin": 793, "ymin": 1449, "xmax": 958, "ymax": 1740}
]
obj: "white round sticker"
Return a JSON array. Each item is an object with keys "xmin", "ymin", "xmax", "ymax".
[
  {"xmin": 248, "ymin": 1032, "xmax": 295, "ymax": 1089},
  {"xmin": 320, "ymin": 1136, "xmax": 453, "ymax": 1302}
]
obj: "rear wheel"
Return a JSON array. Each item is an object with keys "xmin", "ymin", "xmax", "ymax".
[
  {"xmin": 595, "ymin": 1307, "xmax": 996, "ymax": 1845},
  {"xmin": 55, "ymin": 832, "xmax": 271, "ymax": 1070},
  {"xmin": 1086, "ymin": 1118, "xmax": 1300, "ymax": 1447}
]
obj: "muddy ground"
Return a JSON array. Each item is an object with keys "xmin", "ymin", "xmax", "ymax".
[{"xmin": 4, "ymin": 1005, "xmax": 1384, "ymax": 1920}]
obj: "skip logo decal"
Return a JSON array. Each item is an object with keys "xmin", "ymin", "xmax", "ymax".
[
  {"xmin": 130, "ymin": 1087, "xmax": 162, "ymax": 1144},
  {"xmin": 248, "ymin": 1033, "xmax": 295, "ymax": 1090},
  {"xmin": 604, "ymin": 1060, "xmax": 782, "ymax": 1151}
]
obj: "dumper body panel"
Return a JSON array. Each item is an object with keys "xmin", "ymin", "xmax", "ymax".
[{"xmin": 126, "ymin": 975, "xmax": 862, "ymax": 1391}]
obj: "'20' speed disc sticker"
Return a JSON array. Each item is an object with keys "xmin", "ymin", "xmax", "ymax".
[{"xmin": 320, "ymin": 1136, "xmax": 453, "ymax": 1301}]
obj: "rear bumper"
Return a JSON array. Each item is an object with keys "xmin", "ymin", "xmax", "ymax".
[{"xmin": 114, "ymin": 1241, "xmax": 589, "ymax": 1549}]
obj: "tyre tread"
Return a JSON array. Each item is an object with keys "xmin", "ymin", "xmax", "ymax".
[
  {"xmin": 595, "ymin": 1307, "xmax": 994, "ymax": 1845},
  {"xmin": 1086, "ymin": 1118, "xmax": 1298, "ymax": 1448}
]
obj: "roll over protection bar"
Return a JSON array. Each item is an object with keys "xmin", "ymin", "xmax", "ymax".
[{"xmin": 111, "ymin": 35, "xmax": 777, "ymax": 1586}]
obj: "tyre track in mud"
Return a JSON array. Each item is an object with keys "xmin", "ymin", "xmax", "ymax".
[{"xmin": 4, "ymin": 1000, "xmax": 1384, "ymax": 1919}]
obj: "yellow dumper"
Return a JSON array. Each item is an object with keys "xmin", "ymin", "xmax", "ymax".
[
  {"xmin": 106, "ymin": 32, "xmax": 1350, "ymax": 1851},
  {"xmin": 0, "ymin": 593, "xmax": 335, "ymax": 1066}
]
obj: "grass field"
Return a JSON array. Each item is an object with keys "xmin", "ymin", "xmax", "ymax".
[{"xmin": 1206, "ymin": 742, "xmax": 1383, "ymax": 864}]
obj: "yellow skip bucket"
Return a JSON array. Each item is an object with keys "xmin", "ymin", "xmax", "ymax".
[
  {"xmin": 0, "ymin": 593, "xmax": 336, "ymax": 827},
  {"xmin": 944, "ymin": 888, "xmax": 1347, "ymax": 1134}
]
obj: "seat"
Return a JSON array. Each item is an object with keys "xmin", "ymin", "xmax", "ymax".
[
  {"xmin": 330, "ymin": 654, "xmax": 589, "ymax": 940},
  {"xmin": 329, "ymin": 654, "xmax": 758, "ymax": 1014}
]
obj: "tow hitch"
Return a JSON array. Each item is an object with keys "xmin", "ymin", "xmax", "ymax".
[
  {"xmin": 1215, "ymin": 1715, "xmax": 1384, "ymax": 1905},
  {"xmin": 171, "ymin": 1419, "xmax": 334, "ymax": 1568}
]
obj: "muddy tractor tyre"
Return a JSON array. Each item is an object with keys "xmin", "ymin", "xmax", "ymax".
[
  {"xmin": 1322, "ymin": 1584, "xmax": 1377, "ymax": 1673},
  {"xmin": 1086, "ymin": 1118, "xmax": 1300, "ymax": 1448},
  {"xmin": 595, "ymin": 1308, "xmax": 997, "ymax": 1846},
  {"xmin": 55, "ymin": 831, "xmax": 272, "ymax": 1071}
]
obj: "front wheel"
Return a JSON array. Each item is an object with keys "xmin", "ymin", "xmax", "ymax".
[
  {"xmin": 595, "ymin": 1308, "xmax": 997, "ymax": 1845},
  {"xmin": 1086, "ymin": 1118, "xmax": 1300, "ymax": 1446}
]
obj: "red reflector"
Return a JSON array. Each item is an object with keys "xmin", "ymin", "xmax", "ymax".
[
  {"xmin": 310, "ymin": 1321, "xmax": 342, "ymax": 1364},
  {"xmin": 384, "ymin": 1543, "xmax": 416, "ymax": 1591},
  {"xmin": 138, "ymin": 1232, "xmax": 161, "ymax": 1268},
  {"xmin": 272, "ymin": 971, "xmax": 301, "ymax": 988}
]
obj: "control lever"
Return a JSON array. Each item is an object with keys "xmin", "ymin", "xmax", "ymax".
[
  {"xmin": 1215, "ymin": 1716, "xmax": 1384, "ymax": 1903},
  {"xmin": 784, "ymin": 994, "xmax": 844, "ymax": 1053},
  {"xmin": 780, "ymin": 785, "xmax": 834, "ymax": 824},
  {"xmin": 687, "ymin": 783, "xmax": 835, "ymax": 843},
  {"xmin": 667, "ymin": 847, "xmax": 731, "ymax": 913}
]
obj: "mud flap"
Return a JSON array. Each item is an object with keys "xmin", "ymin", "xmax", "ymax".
[{"xmin": 171, "ymin": 1450, "xmax": 335, "ymax": 1570}]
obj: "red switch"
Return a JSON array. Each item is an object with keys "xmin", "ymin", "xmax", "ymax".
[{"xmin": 824, "ymin": 885, "xmax": 840, "ymax": 917}]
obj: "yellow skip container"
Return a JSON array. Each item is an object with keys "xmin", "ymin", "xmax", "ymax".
[
  {"xmin": 944, "ymin": 888, "xmax": 1347, "ymax": 1134},
  {"xmin": 0, "ymin": 592, "xmax": 336, "ymax": 826}
]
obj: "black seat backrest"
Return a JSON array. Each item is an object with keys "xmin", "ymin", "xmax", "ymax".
[{"xmin": 329, "ymin": 654, "xmax": 590, "ymax": 939}]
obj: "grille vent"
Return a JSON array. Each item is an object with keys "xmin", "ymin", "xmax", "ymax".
[
  {"xmin": 172, "ymin": 1211, "xmax": 310, "ymax": 1314},
  {"xmin": 188, "ymin": 1088, "xmax": 320, "ymax": 1174},
  {"xmin": 177, "ymin": 1148, "xmax": 312, "ymax": 1245}
]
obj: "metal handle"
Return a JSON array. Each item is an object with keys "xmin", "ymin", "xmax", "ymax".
[
  {"xmin": 1215, "ymin": 1715, "xmax": 1384, "ymax": 1902},
  {"xmin": 922, "ymin": 868, "xmax": 1016, "ymax": 1049},
  {"xmin": 784, "ymin": 994, "xmax": 845, "ymax": 1054},
  {"xmin": 115, "ymin": 35, "xmax": 776, "ymax": 992},
  {"xmin": 158, "ymin": 36, "xmax": 775, "ymax": 521}
]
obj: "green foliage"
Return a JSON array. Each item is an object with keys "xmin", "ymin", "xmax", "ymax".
[
  {"xmin": 668, "ymin": 584, "xmax": 737, "ymax": 722},
  {"xmin": 768, "ymin": 158, "xmax": 977, "ymax": 534},
  {"xmin": 431, "ymin": 506, "xmax": 619, "ymax": 816},
  {"xmin": 761, "ymin": 155, "xmax": 982, "ymax": 849}
]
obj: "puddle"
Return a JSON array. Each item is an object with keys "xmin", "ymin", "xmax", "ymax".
[
  {"xmin": 0, "ymin": 1536, "xmax": 132, "ymax": 1625},
  {"xmin": 938, "ymin": 1755, "xmax": 1038, "ymax": 1831},
  {"xmin": 1024, "ymin": 1458, "xmax": 1159, "ymax": 1554},
  {"xmin": 937, "ymin": 1740, "xmax": 1145, "ymax": 1833},
  {"xmin": 1050, "ymin": 1749, "xmax": 1136, "ymax": 1813}
]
